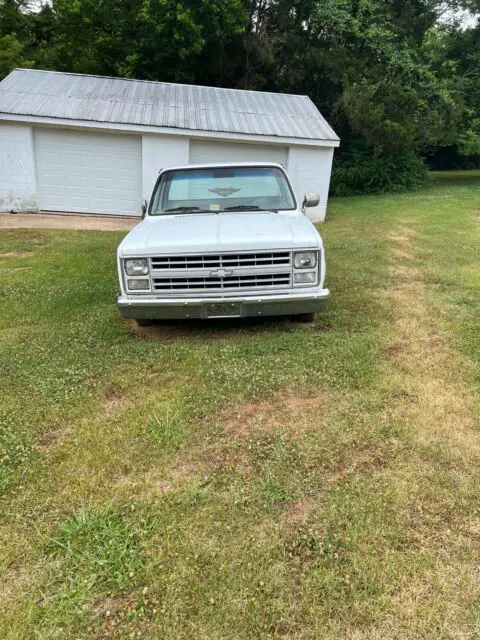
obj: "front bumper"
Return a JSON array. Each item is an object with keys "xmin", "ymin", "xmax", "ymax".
[{"xmin": 117, "ymin": 289, "xmax": 329, "ymax": 320}]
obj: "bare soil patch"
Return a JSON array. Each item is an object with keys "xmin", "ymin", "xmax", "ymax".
[
  {"xmin": 0, "ymin": 213, "xmax": 137, "ymax": 231},
  {"xmin": 223, "ymin": 391, "xmax": 326, "ymax": 438},
  {"xmin": 113, "ymin": 450, "xmax": 216, "ymax": 501},
  {"xmin": 0, "ymin": 564, "xmax": 31, "ymax": 604},
  {"xmin": 0, "ymin": 251, "xmax": 34, "ymax": 258},
  {"xmin": 283, "ymin": 498, "xmax": 316, "ymax": 532},
  {"xmin": 325, "ymin": 447, "xmax": 388, "ymax": 485}
]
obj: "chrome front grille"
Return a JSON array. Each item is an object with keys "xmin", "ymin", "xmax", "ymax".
[
  {"xmin": 151, "ymin": 252, "xmax": 291, "ymax": 270},
  {"xmin": 149, "ymin": 251, "xmax": 292, "ymax": 294},
  {"xmin": 153, "ymin": 273, "xmax": 291, "ymax": 292}
]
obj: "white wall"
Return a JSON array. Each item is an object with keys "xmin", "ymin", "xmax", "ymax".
[
  {"xmin": 142, "ymin": 134, "xmax": 189, "ymax": 202},
  {"xmin": 0, "ymin": 123, "xmax": 38, "ymax": 212},
  {"xmin": 287, "ymin": 146, "xmax": 334, "ymax": 222},
  {"xmin": 190, "ymin": 139, "xmax": 288, "ymax": 167}
]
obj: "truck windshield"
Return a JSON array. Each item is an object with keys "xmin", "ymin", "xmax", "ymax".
[{"xmin": 149, "ymin": 166, "xmax": 296, "ymax": 215}]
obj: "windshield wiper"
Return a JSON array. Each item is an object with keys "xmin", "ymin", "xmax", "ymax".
[
  {"xmin": 164, "ymin": 206, "xmax": 212, "ymax": 213},
  {"xmin": 222, "ymin": 205, "xmax": 278, "ymax": 212}
]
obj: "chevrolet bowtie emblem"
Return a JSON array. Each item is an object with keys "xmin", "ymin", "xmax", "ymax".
[{"xmin": 210, "ymin": 269, "xmax": 233, "ymax": 277}]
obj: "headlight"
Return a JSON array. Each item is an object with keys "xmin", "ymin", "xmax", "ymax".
[
  {"xmin": 294, "ymin": 251, "xmax": 317, "ymax": 269},
  {"xmin": 127, "ymin": 278, "xmax": 150, "ymax": 291},
  {"xmin": 125, "ymin": 258, "xmax": 149, "ymax": 276}
]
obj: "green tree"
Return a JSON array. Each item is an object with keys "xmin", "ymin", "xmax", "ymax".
[
  {"xmin": 230, "ymin": 0, "xmax": 466, "ymax": 192},
  {"xmin": 47, "ymin": 0, "xmax": 246, "ymax": 83},
  {"xmin": 424, "ymin": 20, "xmax": 480, "ymax": 167},
  {"xmin": 0, "ymin": 0, "xmax": 34, "ymax": 77}
]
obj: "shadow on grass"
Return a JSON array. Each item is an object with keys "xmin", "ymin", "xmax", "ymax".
[
  {"xmin": 429, "ymin": 170, "xmax": 480, "ymax": 187},
  {"xmin": 128, "ymin": 315, "xmax": 332, "ymax": 342}
]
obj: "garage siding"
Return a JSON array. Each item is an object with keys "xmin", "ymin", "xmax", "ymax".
[
  {"xmin": 34, "ymin": 129, "xmax": 142, "ymax": 216},
  {"xmin": 189, "ymin": 140, "xmax": 288, "ymax": 167},
  {"xmin": 287, "ymin": 146, "xmax": 334, "ymax": 221},
  {"xmin": 0, "ymin": 123, "xmax": 38, "ymax": 212}
]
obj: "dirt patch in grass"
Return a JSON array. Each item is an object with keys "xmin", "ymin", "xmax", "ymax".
[
  {"xmin": 0, "ymin": 251, "xmax": 34, "ymax": 258},
  {"xmin": 325, "ymin": 447, "xmax": 387, "ymax": 485},
  {"xmin": 283, "ymin": 498, "xmax": 316, "ymax": 531},
  {"xmin": 35, "ymin": 428, "xmax": 69, "ymax": 453},
  {"xmin": 462, "ymin": 260, "xmax": 480, "ymax": 274},
  {"xmin": 102, "ymin": 384, "xmax": 136, "ymax": 417},
  {"xmin": 0, "ymin": 564, "xmax": 31, "ymax": 604},
  {"xmin": 390, "ymin": 246, "xmax": 414, "ymax": 260},
  {"xmin": 113, "ymin": 471, "xmax": 173, "ymax": 500},
  {"xmin": 91, "ymin": 590, "xmax": 159, "ymax": 639},
  {"xmin": 387, "ymin": 264, "xmax": 421, "ymax": 279},
  {"xmin": 168, "ymin": 458, "xmax": 202, "ymax": 483},
  {"xmin": 223, "ymin": 391, "xmax": 326, "ymax": 438},
  {"xmin": 93, "ymin": 591, "xmax": 137, "ymax": 618},
  {"xmin": 113, "ymin": 450, "xmax": 216, "ymax": 501},
  {"xmin": 387, "ymin": 227, "xmax": 415, "ymax": 244}
]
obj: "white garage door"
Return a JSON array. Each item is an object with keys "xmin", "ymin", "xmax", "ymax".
[
  {"xmin": 190, "ymin": 140, "xmax": 288, "ymax": 167},
  {"xmin": 35, "ymin": 129, "xmax": 142, "ymax": 216}
]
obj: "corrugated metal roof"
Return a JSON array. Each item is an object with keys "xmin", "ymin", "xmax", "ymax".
[{"xmin": 0, "ymin": 69, "xmax": 339, "ymax": 143}]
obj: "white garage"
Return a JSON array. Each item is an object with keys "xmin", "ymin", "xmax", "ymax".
[{"xmin": 0, "ymin": 69, "xmax": 339, "ymax": 221}]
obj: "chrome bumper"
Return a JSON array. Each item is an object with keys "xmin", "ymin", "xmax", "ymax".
[{"xmin": 117, "ymin": 289, "xmax": 329, "ymax": 320}]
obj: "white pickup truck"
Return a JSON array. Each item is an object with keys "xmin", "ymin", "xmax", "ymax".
[{"xmin": 117, "ymin": 163, "xmax": 329, "ymax": 325}]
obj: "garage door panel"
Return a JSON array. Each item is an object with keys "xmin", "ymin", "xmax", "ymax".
[
  {"xmin": 42, "ymin": 174, "xmax": 63, "ymax": 187},
  {"xmin": 69, "ymin": 157, "xmax": 90, "ymax": 169},
  {"xmin": 92, "ymin": 177, "xmax": 114, "ymax": 189},
  {"xmin": 118, "ymin": 179, "xmax": 138, "ymax": 191},
  {"xmin": 190, "ymin": 140, "xmax": 288, "ymax": 166},
  {"xmin": 35, "ymin": 129, "xmax": 141, "ymax": 216}
]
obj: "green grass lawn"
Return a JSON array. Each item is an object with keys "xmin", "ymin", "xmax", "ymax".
[{"xmin": 0, "ymin": 171, "xmax": 479, "ymax": 639}]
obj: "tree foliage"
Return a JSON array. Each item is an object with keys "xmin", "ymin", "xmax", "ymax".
[{"xmin": 0, "ymin": 0, "xmax": 478, "ymax": 192}]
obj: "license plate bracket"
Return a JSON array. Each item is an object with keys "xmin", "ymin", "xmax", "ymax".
[{"xmin": 206, "ymin": 302, "xmax": 241, "ymax": 318}]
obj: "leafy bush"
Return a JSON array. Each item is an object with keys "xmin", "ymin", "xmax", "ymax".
[{"xmin": 330, "ymin": 145, "xmax": 427, "ymax": 197}]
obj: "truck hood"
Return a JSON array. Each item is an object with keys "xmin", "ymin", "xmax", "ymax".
[{"xmin": 118, "ymin": 211, "xmax": 320, "ymax": 256}]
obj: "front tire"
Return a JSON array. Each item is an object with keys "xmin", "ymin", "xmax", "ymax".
[{"xmin": 293, "ymin": 312, "xmax": 316, "ymax": 323}]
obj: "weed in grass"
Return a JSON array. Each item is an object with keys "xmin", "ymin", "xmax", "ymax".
[
  {"xmin": 146, "ymin": 409, "xmax": 184, "ymax": 450},
  {"xmin": 0, "ymin": 411, "xmax": 32, "ymax": 492},
  {"xmin": 45, "ymin": 506, "xmax": 146, "ymax": 595},
  {"xmin": 23, "ymin": 505, "xmax": 152, "ymax": 635},
  {"xmin": 182, "ymin": 477, "xmax": 212, "ymax": 506},
  {"xmin": 260, "ymin": 476, "xmax": 290, "ymax": 503},
  {"xmin": 285, "ymin": 526, "xmax": 333, "ymax": 560}
]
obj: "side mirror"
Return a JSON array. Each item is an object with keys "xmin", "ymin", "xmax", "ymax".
[
  {"xmin": 141, "ymin": 199, "xmax": 148, "ymax": 218},
  {"xmin": 302, "ymin": 192, "xmax": 320, "ymax": 209}
]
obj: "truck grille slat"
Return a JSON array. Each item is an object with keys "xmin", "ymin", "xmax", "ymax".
[
  {"xmin": 153, "ymin": 273, "xmax": 291, "ymax": 291},
  {"xmin": 151, "ymin": 252, "xmax": 291, "ymax": 270}
]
